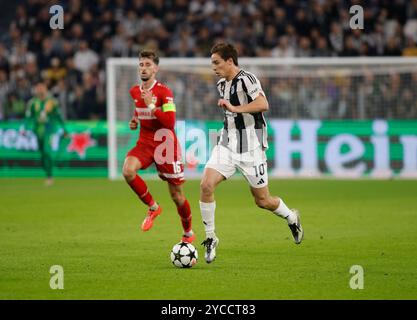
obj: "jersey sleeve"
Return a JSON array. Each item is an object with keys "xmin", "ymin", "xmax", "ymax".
[
  {"xmin": 160, "ymin": 86, "xmax": 176, "ymax": 112},
  {"xmin": 23, "ymin": 99, "xmax": 35, "ymax": 130},
  {"xmin": 153, "ymin": 86, "xmax": 176, "ymax": 129},
  {"xmin": 129, "ymin": 86, "xmax": 139, "ymax": 118},
  {"xmin": 51, "ymin": 99, "xmax": 66, "ymax": 131},
  {"xmin": 241, "ymin": 73, "xmax": 265, "ymax": 100},
  {"xmin": 129, "ymin": 86, "xmax": 138, "ymax": 99}
]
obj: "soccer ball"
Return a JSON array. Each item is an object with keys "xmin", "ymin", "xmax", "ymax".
[{"xmin": 170, "ymin": 242, "xmax": 198, "ymax": 268}]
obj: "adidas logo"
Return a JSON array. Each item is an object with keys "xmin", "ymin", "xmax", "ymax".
[{"xmin": 257, "ymin": 178, "xmax": 265, "ymax": 185}]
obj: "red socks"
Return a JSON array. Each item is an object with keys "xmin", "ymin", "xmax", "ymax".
[
  {"xmin": 128, "ymin": 175, "xmax": 191, "ymax": 232},
  {"xmin": 128, "ymin": 175, "xmax": 155, "ymax": 207},
  {"xmin": 177, "ymin": 199, "xmax": 192, "ymax": 233}
]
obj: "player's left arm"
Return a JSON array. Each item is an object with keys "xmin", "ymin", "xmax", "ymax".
[
  {"xmin": 218, "ymin": 94, "xmax": 268, "ymax": 113},
  {"xmin": 219, "ymin": 75, "xmax": 269, "ymax": 113},
  {"xmin": 20, "ymin": 99, "xmax": 34, "ymax": 135},
  {"xmin": 152, "ymin": 87, "xmax": 176, "ymax": 129},
  {"xmin": 50, "ymin": 99, "xmax": 68, "ymax": 136}
]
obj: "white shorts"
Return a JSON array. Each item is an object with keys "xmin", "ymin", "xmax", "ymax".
[{"xmin": 205, "ymin": 145, "xmax": 268, "ymax": 188}]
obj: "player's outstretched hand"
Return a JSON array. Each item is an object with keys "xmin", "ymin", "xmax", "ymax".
[{"xmin": 129, "ymin": 117, "xmax": 138, "ymax": 130}]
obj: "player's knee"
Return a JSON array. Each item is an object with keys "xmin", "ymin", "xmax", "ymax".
[
  {"xmin": 200, "ymin": 180, "xmax": 215, "ymax": 197},
  {"xmin": 122, "ymin": 165, "xmax": 136, "ymax": 181}
]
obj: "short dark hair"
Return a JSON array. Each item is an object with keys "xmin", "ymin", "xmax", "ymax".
[
  {"xmin": 139, "ymin": 50, "xmax": 159, "ymax": 65},
  {"xmin": 210, "ymin": 43, "xmax": 238, "ymax": 66}
]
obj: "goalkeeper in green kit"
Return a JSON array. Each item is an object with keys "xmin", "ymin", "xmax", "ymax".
[{"xmin": 21, "ymin": 82, "xmax": 67, "ymax": 186}]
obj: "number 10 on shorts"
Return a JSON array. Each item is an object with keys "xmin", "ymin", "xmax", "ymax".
[{"xmin": 253, "ymin": 163, "xmax": 266, "ymax": 177}]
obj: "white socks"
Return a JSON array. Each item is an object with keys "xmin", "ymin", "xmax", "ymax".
[
  {"xmin": 273, "ymin": 198, "xmax": 297, "ymax": 225},
  {"xmin": 200, "ymin": 199, "xmax": 295, "ymax": 237},
  {"xmin": 149, "ymin": 202, "xmax": 158, "ymax": 211},
  {"xmin": 184, "ymin": 230, "xmax": 194, "ymax": 237},
  {"xmin": 200, "ymin": 201, "xmax": 216, "ymax": 238}
]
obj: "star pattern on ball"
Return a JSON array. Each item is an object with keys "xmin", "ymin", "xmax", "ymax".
[{"xmin": 171, "ymin": 242, "xmax": 198, "ymax": 268}]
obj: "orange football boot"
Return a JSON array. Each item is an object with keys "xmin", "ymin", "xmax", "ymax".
[
  {"xmin": 141, "ymin": 205, "xmax": 162, "ymax": 231},
  {"xmin": 181, "ymin": 232, "xmax": 196, "ymax": 243}
]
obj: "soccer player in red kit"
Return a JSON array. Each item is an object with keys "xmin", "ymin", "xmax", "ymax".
[{"xmin": 123, "ymin": 50, "xmax": 195, "ymax": 243}]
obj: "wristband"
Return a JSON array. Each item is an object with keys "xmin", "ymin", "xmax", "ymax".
[{"xmin": 148, "ymin": 103, "xmax": 156, "ymax": 110}]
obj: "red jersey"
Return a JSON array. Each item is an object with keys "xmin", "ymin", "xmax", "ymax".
[
  {"xmin": 129, "ymin": 80, "xmax": 177, "ymax": 142},
  {"xmin": 127, "ymin": 80, "xmax": 184, "ymax": 185}
]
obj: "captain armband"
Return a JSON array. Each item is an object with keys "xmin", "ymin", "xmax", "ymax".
[{"xmin": 162, "ymin": 103, "xmax": 176, "ymax": 112}]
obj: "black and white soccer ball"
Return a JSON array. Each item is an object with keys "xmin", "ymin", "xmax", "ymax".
[{"xmin": 170, "ymin": 242, "xmax": 198, "ymax": 268}]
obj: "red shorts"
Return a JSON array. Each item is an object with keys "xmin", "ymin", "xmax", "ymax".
[{"xmin": 127, "ymin": 139, "xmax": 185, "ymax": 185}]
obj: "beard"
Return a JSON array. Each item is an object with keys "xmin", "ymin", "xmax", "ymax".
[{"xmin": 140, "ymin": 75, "xmax": 150, "ymax": 81}]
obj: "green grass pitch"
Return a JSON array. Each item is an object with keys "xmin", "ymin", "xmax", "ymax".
[{"xmin": 1, "ymin": 178, "xmax": 417, "ymax": 299}]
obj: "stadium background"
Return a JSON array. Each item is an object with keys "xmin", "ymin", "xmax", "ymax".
[
  {"xmin": 1, "ymin": 0, "xmax": 417, "ymax": 178},
  {"xmin": 1, "ymin": 0, "xmax": 417, "ymax": 300}
]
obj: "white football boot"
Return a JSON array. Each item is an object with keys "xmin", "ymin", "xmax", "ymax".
[
  {"xmin": 288, "ymin": 209, "xmax": 304, "ymax": 244},
  {"xmin": 201, "ymin": 236, "xmax": 219, "ymax": 263}
]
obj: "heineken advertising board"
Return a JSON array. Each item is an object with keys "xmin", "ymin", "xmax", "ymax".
[{"xmin": 1, "ymin": 120, "xmax": 416, "ymax": 178}]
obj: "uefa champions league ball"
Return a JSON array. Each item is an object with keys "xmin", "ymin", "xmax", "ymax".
[{"xmin": 170, "ymin": 242, "xmax": 198, "ymax": 268}]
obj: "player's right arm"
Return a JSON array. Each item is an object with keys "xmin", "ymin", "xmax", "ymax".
[
  {"xmin": 20, "ymin": 98, "xmax": 35, "ymax": 135},
  {"xmin": 129, "ymin": 115, "xmax": 138, "ymax": 130},
  {"xmin": 129, "ymin": 86, "xmax": 139, "ymax": 130}
]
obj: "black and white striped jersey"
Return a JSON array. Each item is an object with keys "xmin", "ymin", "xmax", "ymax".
[{"xmin": 216, "ymin": 69, "xmax": 268, "ymax": 154}]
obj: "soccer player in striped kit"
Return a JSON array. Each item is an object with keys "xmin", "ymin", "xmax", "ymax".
[
  {"xmin": 200, "ymin": 43, "xmax": 304, "ymax": 263},
  {"xmin": 123, "ymin": 50, "xmax": 195, "ymax": 243}
]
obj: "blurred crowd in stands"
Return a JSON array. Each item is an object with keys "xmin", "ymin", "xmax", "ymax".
[{"xmin": 1, "ymin": 0, "xmax": 417, "ymax": 121}]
